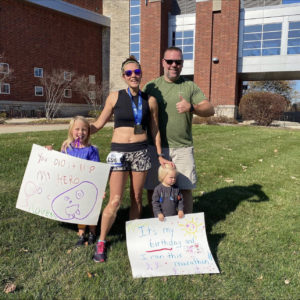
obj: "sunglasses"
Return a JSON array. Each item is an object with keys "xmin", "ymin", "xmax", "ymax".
[
  {"xmin": 164, "ymin": 59, "xmax": 183, "ymax": 66},
  {"xmin": 124, "ymin": 69, "xmax": 141, "ymax": 77}
]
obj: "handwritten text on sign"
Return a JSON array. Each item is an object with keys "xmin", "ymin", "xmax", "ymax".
[
  {"xmin": 126, "ymin": 213, "xmax": 219, "ymax": 278},
  {"xmin": 16, "ymin": 144, "xmax": 110, "ymax": 225}
]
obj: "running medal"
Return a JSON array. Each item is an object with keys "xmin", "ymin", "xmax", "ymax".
[
  {"xmin": 134, "ymin": 124, "xmax": 144, "ymax": 134},
  {"xmin": 128, "ymin": 88, "xmax": 145, "ymax": 135}
]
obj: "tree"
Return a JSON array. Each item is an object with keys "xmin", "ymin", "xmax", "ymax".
[
  {"xmin": 246, "ymin": 80, "xmax": 296, "ymax": 103},
  {"xmin": 73, "ymin": 75, "xmax": 109, "ymax": 117},
  {"xmin": 40, "ymin": 69, "xmax": 74, "ymax": 120}
]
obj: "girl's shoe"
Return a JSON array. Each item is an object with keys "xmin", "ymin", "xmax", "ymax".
[{"xmin": 93, "ymin": 241, "xmax": 107, "ymax": 262}]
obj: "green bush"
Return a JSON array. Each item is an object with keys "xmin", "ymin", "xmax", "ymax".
[
  {"xmin": 239, "ymin": 91, "xmax": 288, "ymax": 126},
  {"xmin": 193, "ymin": 115, "xmax": 238, "ymax": 125}
]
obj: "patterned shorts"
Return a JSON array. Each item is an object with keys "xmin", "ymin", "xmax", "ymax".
[{"xmin": 110, "ymin": 144, "xmax": 151, "ymax": 172}]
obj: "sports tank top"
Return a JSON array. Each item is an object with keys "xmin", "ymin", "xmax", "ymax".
[{"xmin": 114, "ymin": 89, "xmax": 150, "ymax": 130}]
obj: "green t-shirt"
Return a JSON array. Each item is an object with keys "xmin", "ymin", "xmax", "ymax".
[{"xmin": 144, "ymin": 76, "xmax": 206, "ymax": 148}]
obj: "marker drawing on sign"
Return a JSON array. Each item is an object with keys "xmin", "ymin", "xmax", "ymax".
[{"xmin": 146, "ymin": 248, "xmax": 173, "ymax": 253}]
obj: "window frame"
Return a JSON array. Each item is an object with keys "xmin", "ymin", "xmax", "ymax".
[
  {"xmin": 0, "ymin": 83, "xmax": 10, "ymax": 94},
  {"xmin": 64, "ymin": 88, "xmax": 72, "ymax": 98},
  {"xmin": 0, "ymin": 63, "xmax": 9, "ymax": 74},
  {"xmin": 35, "ymin": 86, "xmax": 44, "ymax": 96},
  {"xmin": 64, "ymin": 71, "xmax": 72, "ymax": 81},
  {"xmin": 34, "ymin": 67, "xmax": 43, "ymax": 78}
]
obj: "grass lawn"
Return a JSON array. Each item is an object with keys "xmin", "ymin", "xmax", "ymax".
[{"xmin": 0, "ymin": 125, "xmax": 299, "ymax": 299}]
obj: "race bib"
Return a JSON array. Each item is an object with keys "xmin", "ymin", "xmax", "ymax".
[{"xmin": 106, "ymin": 151, "xmax": 124, "ymax": 167}]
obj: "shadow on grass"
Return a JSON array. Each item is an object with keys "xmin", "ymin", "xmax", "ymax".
[{"xmin": 194, "ymin": 183, "xmax": 269, "ymax": 269}]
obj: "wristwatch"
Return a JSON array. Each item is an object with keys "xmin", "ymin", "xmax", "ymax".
[
  {"xmin": 157, "ymin": 153, "xmax": 165, "ymax": 158},
  {"xmin": 190, "ymin": 104, "xmax": 195, "ymax": 112}
]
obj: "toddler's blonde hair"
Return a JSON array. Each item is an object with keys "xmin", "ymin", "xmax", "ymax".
[{"xmin": 158, "ymin": 164, "xmax": 177, "ymax": 183}]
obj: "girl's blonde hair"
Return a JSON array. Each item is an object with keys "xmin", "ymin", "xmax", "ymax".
[
  {"xmin": 62, "ymin": 116, "xmax": 91, "ymax": 152},
  {"xmin": 158, "ymin": 164, "xmax": 177, "ymax": 183},
  {"xmin": 121, "ymin": 55, "xmax": 141, "ymax": 74}
]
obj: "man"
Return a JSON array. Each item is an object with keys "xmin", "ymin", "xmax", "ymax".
[{"xmin": 144, "ymin": 46, "xmax": 214, "ymax": 213}]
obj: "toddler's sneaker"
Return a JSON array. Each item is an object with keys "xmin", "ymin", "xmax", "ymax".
[
  {"xmin": 88, "ymin": 232, "xmax": 96, "ymax": 245},
  {"xmin": 75, "ymin": 234, "xmax": 86, "ymax": 246},
  {"xmin": 93, "ymin": 241, "xmax": 107, "ymax": 263}
]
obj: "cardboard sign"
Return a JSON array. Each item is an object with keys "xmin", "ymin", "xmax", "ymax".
[
  {"xmin": 16, "ymin": 144, "xmax": 110, "ymax": 225},
  {"xmin": 126, "ymin": 213, "xmax": 219, "ymax": 278}
]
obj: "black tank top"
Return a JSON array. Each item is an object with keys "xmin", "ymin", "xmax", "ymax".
[{"xmin": 114, "ymin": 89, "xmax": 150, "ymax": 130}]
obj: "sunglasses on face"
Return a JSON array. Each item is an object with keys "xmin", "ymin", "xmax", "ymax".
[
  {"xmin": 124, "ymin": 69, "xmax": 142, "ymax": 77},
  {"xmin": 163, "ymin": 59, "xmax": 183, "ymax": 66}
]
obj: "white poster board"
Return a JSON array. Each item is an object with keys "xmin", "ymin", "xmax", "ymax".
[
  {"xmin": 16, "ymin": 144, "xmax": 110, "ymax": 225},
  {"xmin": 126, "ymin": 213, "xmax": 219, "ymax": 278}
]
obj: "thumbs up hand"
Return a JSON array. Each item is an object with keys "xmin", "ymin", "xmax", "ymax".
[{"xmin": 176, "ymin": 95, "xmax": 192, "ymax": 113}]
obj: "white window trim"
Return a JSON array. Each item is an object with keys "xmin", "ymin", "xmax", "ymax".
[
  {"xmin": 34, "ymin": 67, "xmax": 43, "ymax": 78},
  {"xmin": 0, "ymin": 63, "xmax": 9, "ymax": 74},
  {"xmin": 89, "ymin": 75, "xmax": 96, "ymax": 84},
  {"xmin": 88, "ymin": 90, "xmax": 96, "ymax": 100},
  {"xmin": 64, "ymin": 88, "xmax": 72, "ymax": 98},
  {"xmin": 35, "ymin": 86, "xmax": 44, "ymax": 96},
  {"xmin": 0, "ymin": 83, "xmax": 10, "ymax": 94},
  {"xmin": 64, "ymin": 71, "xmax": 71, "ymax": 81}
]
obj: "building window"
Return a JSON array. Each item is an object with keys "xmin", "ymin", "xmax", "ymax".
[
  {"xmin": 172, "ymin": 30, "xmax": 194, "ymax": 60},
  {"xmin": 288, "ymin": 21, "xmax": 300, "ymax": 54},
  {"xmin": 64, "ymin": 71, "xmax": 71, "ymax": 81},
  {"xmin": 64, "ymin": 89, "xmax": 72, "ymax": 98},
  {"xmin": 130, "ymin": 0, "xmax": 140, "ymax": 61},
  {"xmin": 88, "ymin": 91, "xmax": 96, "ymax": 100},
  {"xmin": 243, "ymin": 23, "xmax": 282, "ymax": 56},
  {"xmin": 0, "ymin": 63, "xmax": 9, "ymax": 74},
  {"xmin": 34, "ymin": 67, "xmax": 43, "ymax": 78},
  {"xmin": 35, "ymin": 86, "xmax": 43, "ymax": 96},
  {"xmin": 283, "ymin": 0, "xmax": 300, "ymax": 4},
  {"xmin": 0, "ymin": 83, "xmax": 10, "ymax": 94},
  {"xmin": 89, "ymin": 75, "xmax": 96, "ymax": 84}
]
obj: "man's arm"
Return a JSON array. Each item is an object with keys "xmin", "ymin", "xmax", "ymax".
[{"xmin": 176, "ymin": 96, "xmax": 214, "ymax": 117}]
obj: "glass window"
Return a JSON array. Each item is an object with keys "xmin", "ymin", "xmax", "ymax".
[
  {"xmin": 130, "ymin": 25, "xmax": 140, "ymax": 34},
  {"xmin": 64, "ymin": 72, "xmax": 71, "ymax": 81},
  {"xmin": 0, "ymin": 83, "xmax": 10, "ymax": 94},
  {"xmin": 130, "ymin": 34, "xmax": 140, "ymax": 43},
  {"xmin": 172, "ymin": 30, "xmax": 194, "ymax": 60},
  {"xmin": 288, "ymin": 22, "xmax": 300, "ymax": 54},
  {"xmin": 89, "ymin": 75, "xmax": 96, "ymax": 84},
  {"xmin": 244, "ymin": 25, "xmax": 262, "ymax": 33},
  {"xmin": 35, "ymin": 86, "xmax": 43, "ymax": 96},
  {"xmin": 34, "ymin": 67, "xmax": 43, "ymax": 78},
  {"xmin": 88, "ymin": 91, "xmax": 96, "ymax": 100},
  {"xmin": 64, "ymin": 89, "xmax": 72, "ymax": 98},
  {"xmin": 0, "ymin": 63, "xmax": 9, "ymax": 74},
  {"xmin": 130, "ymin": 0, "xmax": 140, "ymax": 60},
  {"xmin": 243, "ymin": 23, "xmax": 281, "ymax": 57},
  {"xmin": 283, "ymin": 0, "xmax": 300, "ymax": 4}
]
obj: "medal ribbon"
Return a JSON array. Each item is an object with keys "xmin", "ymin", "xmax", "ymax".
[{"xmin": 127, "ymin": 88, "xmax": 142, "ymax": 125}]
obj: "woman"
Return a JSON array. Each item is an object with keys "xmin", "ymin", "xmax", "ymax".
[{"xmin": 90, "ymin": 56, "xmax": 170, "ymax": 263}]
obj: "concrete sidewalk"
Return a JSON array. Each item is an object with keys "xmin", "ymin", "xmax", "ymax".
[{"xmin": 0, "ymin": 118, "xmax": 113, "ymax": 134}]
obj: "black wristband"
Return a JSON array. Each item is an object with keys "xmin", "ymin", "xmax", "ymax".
[
  {"xmin": 189, "ymin": 104, "xmax": 195, "ymax": 112},
  {"xmin": 157, "ymin": 153, "xmax": 165, "ymax": 158}
]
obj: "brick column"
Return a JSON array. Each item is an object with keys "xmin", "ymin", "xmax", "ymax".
[
  {"xmin": 140, "ymin": 0, "xmax": 171, "ymax": 87},
  {"xmin": 194, "ymin": 0, "xmax": 240, "ymax": 118}
]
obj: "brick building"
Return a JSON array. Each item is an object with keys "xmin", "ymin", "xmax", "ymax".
[{"xmin": 1, "ymin": 0, "xmax": 300, "ymax": 118}]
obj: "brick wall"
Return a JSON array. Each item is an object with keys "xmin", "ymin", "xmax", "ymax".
[
  {"xmin": 63, "ymin": 0, "xmax": 103, "ymax": 13},
  {"xmin": 140, "ymin": 0, "xmax": 171, "ymax": 87},
  {"xmin": 194, "ymin": 0, "xmax": 240, "ymax": 111},
  {"xmin": 0, "ymin": 0, "xmax": 103, "ymax": 107}
]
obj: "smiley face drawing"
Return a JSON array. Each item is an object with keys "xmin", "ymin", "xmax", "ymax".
[{"xmin": 51, "ymin": 181, "xmax": 98, "ymax": 220}]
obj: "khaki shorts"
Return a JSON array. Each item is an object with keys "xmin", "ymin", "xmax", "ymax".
[{"xmin": 144, "ymin": 145, "xmax": 197, "ymax": 190}]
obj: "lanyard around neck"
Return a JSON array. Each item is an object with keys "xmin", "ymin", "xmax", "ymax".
[{"xmin": 127, "ymin": 88, "xmax": 142, "ymax": 125}]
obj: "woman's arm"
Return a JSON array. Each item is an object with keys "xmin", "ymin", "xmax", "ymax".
[
  {"xmin": 148, "ymin": 96, "xmax": 173, "ymax": 166},
  {"xmin": 90, "ymin": 91, "xmax": 117, "ymax": 134}
]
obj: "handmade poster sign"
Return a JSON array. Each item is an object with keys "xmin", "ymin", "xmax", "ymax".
[
  {"xmin": 16, "ymin": 144, "xmax": 110, "ymax": 225},
  {"xmin": 126, "ymin": 213, "xmax": 219, "ymax": 278}
]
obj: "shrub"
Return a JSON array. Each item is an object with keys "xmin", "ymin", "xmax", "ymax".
[
  {"xmin": 239, "ymin": 91, "xmax": 288, "ymax": 126},
  {"xmin": 193, "ymin": 116, "xmax": 238, "ymax": 125}
]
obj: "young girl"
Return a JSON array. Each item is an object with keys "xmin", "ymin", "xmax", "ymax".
[
  {"xmin": 152, "ymin": 164, "xmax": 184, "ymax": 221},
  {"xmin": 61, "ymin": 116, "xmax": 100, "ymax": 246}
]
